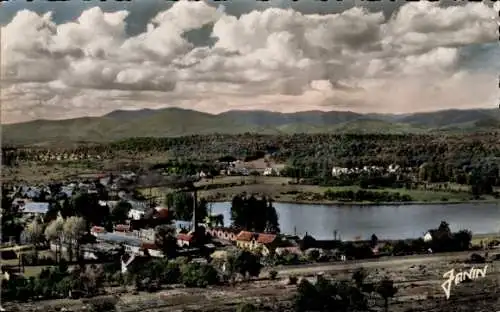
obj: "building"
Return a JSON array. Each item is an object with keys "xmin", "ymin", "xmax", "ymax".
[
  {"xmin": 263, "ymin": 167, "xmax": 279, "ymax": 176},
  {"xmin": 114, "ymin": 224, "xmax": 131, "ymax": 233},
  {"xmin": 128, "ymin": 208, "xmax": 146, "ymax": 220},
  {"xmin": 134, "ymin": 228, "xmax": 156, "ymax": 241},
  {"xmin": 257, "ymin": 233, "xmax": 279, "ymax": 256},
  {"xmin": 423, "ymin": 231, "xmax": 434, "ymax": 242},
  {"xmin": 94, "ymin": 232, "xmax": 162, "ymax": 257},
  {"xmin": 20, "ymin": 202, "xmax": 50, "ymax": 215},
  {"xmin": 177, "ymin": 233, "xmax": 195, "ymax": 248},
  {"xmin": 206, "ymin": 227, "xmax": 239, "ymax": 242},
  {"xmin": 91, "ymin": 226, "xmax": 106, "ymax": 236},
  {"xmin": 331, "ymin": 167, "xmax": 349, "ymax": 177},
  {"xmin": 235, "ymin": 231, "xmax": 258, "ymax": 250}
]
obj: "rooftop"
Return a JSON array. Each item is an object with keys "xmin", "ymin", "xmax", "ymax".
[{"xmin": 21, "ymin": 202, "xmax": 49, "ymax": 214}]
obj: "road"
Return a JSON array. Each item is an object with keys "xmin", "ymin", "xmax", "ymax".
[{"xmin": 268, "ymin": 250, "xmax": 485, "ymax": 276}]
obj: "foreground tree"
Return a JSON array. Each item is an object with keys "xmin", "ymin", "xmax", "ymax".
[
  {"xmin": 25, "ymin": 218, "xmax": 45, "ymax": 260},
  {"xmin": 234, "ymin": 250, "xmax": 262, "ymax": 280},
  {"xmin": 44, "ymin": 215, "xmax": 65, "ymax": 263},
  {"xmin": 376, "ymin": 277, "xmax": 398, "ymax": 312},
  {"xmin": 63, "ymin": 216, "xmax": 87, "ymax": 262},
  {"xmin": 295, "ymin": 276, "xmax": 368, "ymax": 312},
  {"xmin": 26, "ymin": 218, "xmax": 45, "ymax": 246}
]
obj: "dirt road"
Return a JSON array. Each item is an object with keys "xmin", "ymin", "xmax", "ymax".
[{"xmin": 271, "ymin": 250, "xmax": 480, "ymax": 276}]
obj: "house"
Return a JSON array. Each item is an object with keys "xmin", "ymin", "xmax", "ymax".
[
  {"xmin": 20, "ymin": 202, "xmax": 50, "ymax": 215},
  {"xmin": 91, "ymin": 226, "xmax": 106, "ymax": 236},
  {"xmin": 94, "ymin": 232, "xmax": 161, "ymax": 257},
  {"xmin": 331, "ymin": 167, "xmax": 349, "ymax": 177},
  {"xmin": 235, "ymin": 231, "xmax": 291, "ymax": 256},
  {"xmin": 276, "ymin": 246, "xmax": 303, "ymax": 256},
  {"xmin": 121, "ymin": 254, "xmax": 144, "ymax": 274},
  {"xmin": 152, "ymin": 207, "xmax": 169, "ymax": 219},
  {"xmin": 114, "ymin": 224, "xmax": 131, "ymax": 233},
  {"xmin": 177, "ymin": 233, "xmax": 195, "ymax": 248},
  {"xmin": 134, "ymin": 228, "xmax": 156, "ymax": 242},
  {"xmin": 128, "ymin": 208, "xmax": 145, "ymax": 220},
  {"xmin": 263, "ymin": 167, "xmax": 279, "ymax": 176},
  {"xmin": 388, "ymin": 164, "xmax": 400, "ymax": 173},
  {"xmin": 206, "ymin": 227, "xmax": 239, "ymax": 242},
  {"xmin": 235, "ymin": 231, "xmax": 258, "ymax": 250},
  {"xmin": 257, "ymin": 233, "xmax": 279, "ymax": 256},
  {"xmin": 141, "ymin": 242, "xmax": 163, "ymax": 258},
  {"xmin": 423, "ymin": 231, "xmax": 434, "ymax": 242}
]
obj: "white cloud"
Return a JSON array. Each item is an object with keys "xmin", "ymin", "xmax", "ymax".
[{"xmin": 1, "ymin": 1, "xmax": 498, "ymax": 123}]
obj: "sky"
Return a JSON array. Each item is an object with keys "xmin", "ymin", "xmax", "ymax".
[{"xmin": 1, "ymin": 0, "xmax": 499, "ymax": 124}]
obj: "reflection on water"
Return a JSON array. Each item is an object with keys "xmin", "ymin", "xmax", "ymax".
[{"xmin": 209, "ymin": 202, "xmax": 500, "ymax": 240}]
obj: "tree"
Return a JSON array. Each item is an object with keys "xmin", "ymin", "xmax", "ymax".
[
  {"xmin": 72, "ymin": 192, "xmax": 109, "ymax": 227},
  {"xmin": 79, "ymin": 265, "xmax": 105, "ymax": 296},
  {"xmin": 63, "ymin": 217, "xmax": 87, "ymax": 262},
  {"xmin": 205, "ymin": 214, "xmax": 224, "ymax": 227},
  {"xmin": 154, "ymin": 224, "xmax": 178, "ymax": 258},
  {"xmin": 1, "ymin": 187, "xmax": 23, "ymax": 242},
  {"xmin": 295, "ymin": 276, "xmax": 368, "ymax": 312},
  {"xmin": 25, "ymin": 218, "xmax": 45, "ymax": 260},
  {"xmin": 234, "ymin": 250, "xmax": 262, "ymax": 280},
  {"xmin": 180, "ymin": 263, "xmax": 219, "ymax": 288},
  {"xmin": 352, "ymin": 267, "xmax": 367, "ymax": 289},
  {"xmin": 237, "ymin": 303, "xmax": 257, "ymax": 312},
  {"xmin": 164, "ymin": 192, "xmax": 207, "ymax": 222},
  {"xmin": 231, "ymin": 195, "xmax": 280, "ymax": 233},
  {"xmin": 111, "ymin": 201, "xmax": 132, "ymax": 224},
  {"xmin": 370, "ymin": 234, "xmax": 378, "ymax": 248},
  {"xmin": 26, "ymin": 218, "xmax": 45, "ymax": 247},
  {"xmin": 376, "ymin": 277, "xmax": 398, "ymax": 312},
  {"xmin": 44, "ymin": 215, "xmax": 65, "ymax": 263}
]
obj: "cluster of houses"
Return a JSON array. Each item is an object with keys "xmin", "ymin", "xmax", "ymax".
[{"xmin": 331, "ymin": 164, "xmax": 403, "ymax": 177}]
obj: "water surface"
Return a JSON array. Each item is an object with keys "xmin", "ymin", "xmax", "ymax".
[{"xmin": 208, "ymin": 202, "xmax": 500, "ymax": 240}]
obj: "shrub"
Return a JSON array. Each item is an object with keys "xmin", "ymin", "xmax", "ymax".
[
  {"xmin": 236, "ymin": 303, "xmax": 257, "ymax": 312},
  {"xmin": 180, "ymin": 263, "xmax": 219, "ymax": 288},
  {"xmin": 288, "ymin": 275, "xmax": 298, "ymax": 285},
  {"xmin": 269, "ymin": 270, "xmax": 278, "ymax": 280},
  {"xmin": 83, "ymin": 295, "xmax": 117, "ymax": 312}
]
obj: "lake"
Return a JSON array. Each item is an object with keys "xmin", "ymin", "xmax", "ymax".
[{"xmin": 208, "ymin": 202, "xmax": 500, "ymax": 240}]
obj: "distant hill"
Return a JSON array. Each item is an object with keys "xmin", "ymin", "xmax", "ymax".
[{"xmin": 2, "ymin": 107, "xmax": 499, "ymax": 145}]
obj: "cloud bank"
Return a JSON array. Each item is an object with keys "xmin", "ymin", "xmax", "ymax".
[{"xmin": 1, "ymin": 1, "xmax": 498, "ymax": 124}]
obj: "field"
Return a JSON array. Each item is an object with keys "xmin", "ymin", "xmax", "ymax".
[
  {"xmin": 8, "ymin": 251, "xmax": 500, "ymax": 312},
  {"xmin": 140, "ymin": 176, "xmax": 498, "ymax": 205}
]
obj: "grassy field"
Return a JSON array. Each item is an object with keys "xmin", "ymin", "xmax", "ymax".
[{"xmin": 139, "ymin": 176, "xmax": 498, "ymax": 205}]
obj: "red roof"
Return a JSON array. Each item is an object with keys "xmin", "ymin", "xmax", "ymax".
[
  {"xmin": 91, "ymin": 226, "xmax": 106, "ymax": 233},
  {"xmin": 177, "ymin": 233, "xmax": 193, "ymax": 242},
  {"xmin": 114, "ymin": 224, "xmax": 131, "ymax": 232},
  {"xmin": 141, "ymin": 242, "xmax": 159, "ymax": 250},
  {"xmin": 236, "ymin": 231, "xmax": 255, "ymax": 242},
  {"xmin": 257, "ymin": 233, "xmax": 277, "ymax": 244},
  {"xmin": 155, "ymin": 208, "xmax": 169, "ymax": 219}
]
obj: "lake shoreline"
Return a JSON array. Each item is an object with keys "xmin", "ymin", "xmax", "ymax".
[{"xmin": 207, "ymin": 198, "xmax": 500, "ymax": 206}]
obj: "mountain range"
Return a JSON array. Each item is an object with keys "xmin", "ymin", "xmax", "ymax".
[{"xmin": 2, "ymin": 108, "xmax": 499, "ymax": 145}]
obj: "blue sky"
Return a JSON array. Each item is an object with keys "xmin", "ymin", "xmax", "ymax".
[{"xmin": 1, "ymin": 0, "xmax": 498, "ymax": 123}]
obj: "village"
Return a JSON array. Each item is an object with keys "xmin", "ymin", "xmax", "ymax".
[
  {"xmin": 3, "ymin": 168, "xmax": 492, "ymax": 273},
  {"xmin": 2, "ymin": 170, "xmax": 350, "ymax": 275}
]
